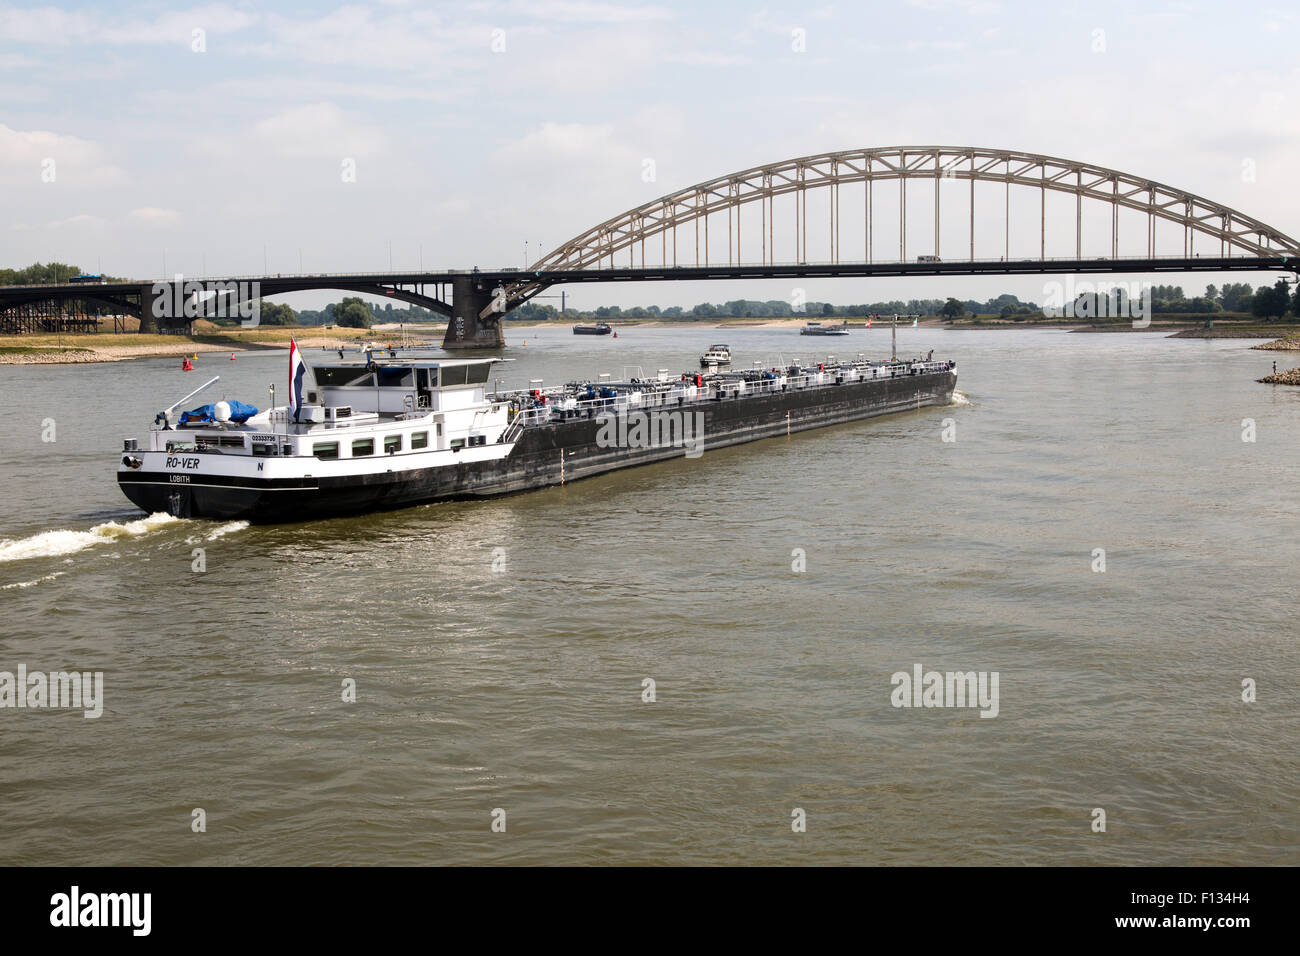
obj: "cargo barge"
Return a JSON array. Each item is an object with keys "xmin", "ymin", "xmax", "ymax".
[{"xmin": 116, "ymin": 345, "xmax": 957, "ymax": 522}]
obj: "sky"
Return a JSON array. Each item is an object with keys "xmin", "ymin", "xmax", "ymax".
[{"xmin": 3, "ymin": 0, "xmax": 1298, "ymax": 312}]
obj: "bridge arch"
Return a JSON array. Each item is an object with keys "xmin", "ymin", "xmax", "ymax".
[{"xmin": 501, "ymin": 146, "xmax": 1300, "ymax": 309}]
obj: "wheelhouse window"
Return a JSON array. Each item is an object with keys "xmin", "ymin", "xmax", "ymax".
[
  {"xmin": 411, "ymin": 431, "xmax": 428, "ymax": 450},
  {"xmin": 440, "ymin": 365, "xmax": 468, "ymax": 387},
  {"xmin": 384, "ymin": 435, "xmax": 402, "ymax": 454},
  {"xmin": 378, "ymin": 368, "xmax": 415, "ymax": 388},
  {"xmin": 313, "ymin": 442, "xmax": 339, "ymax": 460},
  {"xmin": 313, "ymin": 366, "xmax": 376, "ymax": 387},
  {"xmin": 352, "ymin": 439, "xmax": 375, "ymax": 457}
]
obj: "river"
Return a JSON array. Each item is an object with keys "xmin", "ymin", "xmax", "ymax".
[{"xmin": 0, "ymin": 326, "xmax": 1296, "ymax": 865}]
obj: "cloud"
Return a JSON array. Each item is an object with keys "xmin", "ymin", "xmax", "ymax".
[
  {"xmin": 0, "ymin": 4, "xmax": 258, "ymax": 45},
  {"xmin": 48, "ymin": 213, "xmax": 108, "ymax": 229},
  {"xmin": 508, "ymin": 1, "xmax": 673, "ymax": 23},
  {"xmin": 128, "ymin": 207, "xmax": 181, "ymax": 225},
  {"xmin": 492, "ymin": 121, "xmax": 640, "ymax": 175},
  {"xmin": 252, "ymin": 103, "xmax": 389, "ymax": 160},
  {"xmin": 0, "ymin": 123, "xmax": 123, "ymax": 186},
  {"xmin": 203, "ymin": 76, "xmax": 458, "ymax": 105},
  {"xmin": 487, "ymin": 121, "xmax": 648, "ymax": 237},
  {"xmin": 666, "ymin": 50, "xmax": 753, "ymax": 66},
  {"xmin": 242, "ymin": 6, "xmax": 466, "ymax": 70},
  {"xmin": 906, "ymin": 0, "xmax": 1001, "ymax": 13}
]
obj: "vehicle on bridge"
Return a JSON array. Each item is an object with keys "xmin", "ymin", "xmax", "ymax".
[{"xmin": 68, "ymin": 274, "xmax": 104, "ymax": 284}]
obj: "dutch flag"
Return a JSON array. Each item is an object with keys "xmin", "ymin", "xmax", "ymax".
[{"xmin": 289, "ymin": 337, "xmax": 306, "ymax": 423}]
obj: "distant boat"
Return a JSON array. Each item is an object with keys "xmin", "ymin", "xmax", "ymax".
[
  {"xmin": 573, "ymin": 323, "xmax": 612, "ymax": 335},
  {"xmin": 799, "ymin": 321, "xmax": 850, "ymax": 336},
  {"xmin": 700, "ymin": 344, "xmax": 731, "ymax": 367}
]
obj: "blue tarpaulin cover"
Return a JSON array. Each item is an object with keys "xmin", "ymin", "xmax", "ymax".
[{"xmin": 179, "ymin": 400, "xmax": 258, "ymax": 424}]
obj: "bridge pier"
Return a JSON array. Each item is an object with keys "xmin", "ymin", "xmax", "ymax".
[
  {"xmin": 138, "ymin": 283, "xmax": 161, "ymax": 334},
  {"xmin": 442, "ymin": 275, "xmax": 505, "ymax": 349},
  {"xmin": 139, "ymin": 282, "xmax": 207, "ymax": 335}
]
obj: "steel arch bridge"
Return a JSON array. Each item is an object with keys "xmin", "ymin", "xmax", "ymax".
[
  {"xmin": 495, "ymin": 145, "xmax": 1300, "ymax": 313},
  {"xmin": 3, "ymin": 145, "xmax": 1298, "ymax": 346}
]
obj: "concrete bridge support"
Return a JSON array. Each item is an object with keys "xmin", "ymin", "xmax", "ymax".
[
  {"xmin": 138, "ymin": 282, "xmax": 164, "ymax": 334},
  {"xmin": 442, "ymin": 274, "xmax": 506, "ymax": 349}
]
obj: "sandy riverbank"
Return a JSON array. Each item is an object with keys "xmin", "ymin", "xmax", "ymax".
[
  {"xmin": 0, "ymin": 326, "xmax": 436, "ymax": 366},
  {"xmin": 10, "ymin": 317, "xmax": 1300, "ymax": 365},
  {"xmin": 3, "ymin": 340, "xmax": 324, "ymax": 366}
]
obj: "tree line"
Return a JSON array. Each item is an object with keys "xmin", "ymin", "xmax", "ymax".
[
  {"xmin": 0, "ymin": 261, "xmax": 119, "ymax": 285},
  {"xmin": 239, "ymin": 282, "xmax": 1300, "ymax": 326},
  {"xmin": 4, "ymin": 262, "xmax": 1298, "ymax": 324}
]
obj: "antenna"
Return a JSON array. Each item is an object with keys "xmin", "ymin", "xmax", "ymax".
[{"xmin": 163, "ymin": 376, "xmax": 220, "ymax": 415}]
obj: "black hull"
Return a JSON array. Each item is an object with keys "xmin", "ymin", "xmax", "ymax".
[{"xmin": 119, "ymin": 370, "xmax": 956, "ymax": 522}]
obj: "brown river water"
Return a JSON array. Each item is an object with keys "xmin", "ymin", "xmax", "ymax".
[{"xmin": 0, "ymin": 326, "xmax": 1296, "ymax": 865}]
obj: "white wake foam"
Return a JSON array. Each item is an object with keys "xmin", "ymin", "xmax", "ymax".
[
  {"xmin": 950, "ymin": 390, "xmax": 973, "ymax": 406},
  {"xmin": 1, "ymin": 571, "xmax": 67, "ymax": 590},
  {"xmin": 206, "ymin": 521, "xmax": 249, "ymax": 540},
  {"xmin": 187, "ymin": 520, "xmax": 249, "ymax": 545},
  {"xmin": 0, "ymin": 513, "xmax": 182, "ymax": 563}
]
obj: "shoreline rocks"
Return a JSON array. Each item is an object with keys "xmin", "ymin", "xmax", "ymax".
[
  {"xmin": 1168, "ymin": 328, "xmax": 1280, "ymax": 339},
  {"xmin": 1258, "ymin": 366, "xmax": 1300, "ymax": 385},
  {"xmin": 1252, "ymin": 335, "xmax": 1300, "ymax": 351}
]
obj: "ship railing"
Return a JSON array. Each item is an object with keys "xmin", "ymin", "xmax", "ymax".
[
  {"xmin": 501, "ymin": 361, "xmax": 953, "ymax": 431},
  {"xmin": 508, "ymin": 405, "xmax": 555, "ymax": 428},
  {"xmin": 498, "ymin": 416, "xmax": 524, "ymax": 443}
]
